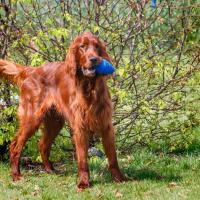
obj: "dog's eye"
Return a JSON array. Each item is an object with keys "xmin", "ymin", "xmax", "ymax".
[
  {"xmin": 95, "ymin": 44, "xmax": 99, "ymax": 49},
  {"xmin": 80, "ymin": 44, "xmax": 85, "ymax": 49}
]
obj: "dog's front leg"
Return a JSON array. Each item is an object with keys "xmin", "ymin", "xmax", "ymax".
[
  {"xmin": 101, "ymin": 124, "xmax": 127, "ymax": 182},
  {"xmin": 73, "ymin": 129, "xmax": 90, "ymax": 190}
]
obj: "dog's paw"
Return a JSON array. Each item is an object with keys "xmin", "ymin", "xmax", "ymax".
[
  {"xmin": 77, "ymin": 175, "xmax": 90, "ymax": 192},
  {"xmin": 111, "ymin": 169, "xmax": 128, "ymax": 183},
  {"xmin": 44, "ymin": 162, "xmax": 55, "ymax": 173},
  {"xmin": 77, "ymin": 180, "xmax": 90, "ymax": 192},
  {"xmin": 44, "ymin": 166, "xmax": 54, "ymax": 173},
  {"xmin": 12, "ymin": 174, "xmax": 24, "ymax": 182}
]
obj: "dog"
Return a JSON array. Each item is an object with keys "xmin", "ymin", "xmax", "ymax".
[{"xmin": 0, "ymin": 32, "xmax": 126, "ymax": 189}]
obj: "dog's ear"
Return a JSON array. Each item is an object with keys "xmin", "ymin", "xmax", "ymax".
[
  {"xmin": 99, "ymin": 40, "xmax": 112, "ymax": 63},
  {"xmin": 66, "ymin": 43, "xmax": 77, "ymax": 76}
]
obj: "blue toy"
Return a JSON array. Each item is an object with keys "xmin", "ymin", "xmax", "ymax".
[
  {"xmin": 151, "ymin": 0, "xmax": 157, "ymax": 8},
  {"xmin": 94, "ymin": 59, "xmax": 115, "ymax": 75}
]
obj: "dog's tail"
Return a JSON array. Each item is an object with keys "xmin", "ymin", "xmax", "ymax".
[{"xmin": 0, "ymin": 59, "xmax": 29, "ymax": 87}]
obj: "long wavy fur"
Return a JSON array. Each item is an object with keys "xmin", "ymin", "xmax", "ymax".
[{"xmin": 0, "ymin": 59, "xmax": 28, "ymax": 87}]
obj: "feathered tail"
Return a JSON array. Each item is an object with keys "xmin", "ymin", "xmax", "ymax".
[{"xmin": 0, "ymin": 59, "xmax": 29, "ymax": 87}]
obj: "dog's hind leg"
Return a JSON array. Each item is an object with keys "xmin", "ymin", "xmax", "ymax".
[
  {"xmin": 10, "ymin": 116, "xmax": 42, "ymax": 181},
  {"xmin": 72, "ymin": 128, "xmax": 90, "ymax": 190},
  {"xmin": 38, "ymin": 110, "xmax": 64, "ymax": 172}
]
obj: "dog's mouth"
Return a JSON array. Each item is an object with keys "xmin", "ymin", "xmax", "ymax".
[{"xmin": 81, "ymin": 67, "xmax": 96, "ymax": 77}]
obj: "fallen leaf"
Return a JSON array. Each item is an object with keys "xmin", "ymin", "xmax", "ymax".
[
  {"xmin": 114, "ymin": 189, "xmax": 123, "ymax": 198},
  {"xmin": 178, "ymin": 192, "xmax": 187, "ymax": 198},
  {"xmin": 96, "ymin": 190, "xmax": 104, "ymax": 199},
  {"xmin": 168, "ymin": 182, "xmax": 178, "ymax": 188},
  {"xmin": 31, "ymin": 185, "xmax": 41, "ymax": 196}
]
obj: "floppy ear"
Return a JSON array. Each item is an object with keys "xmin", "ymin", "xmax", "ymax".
[
  {"xmin": 65, "ymin": 43, "xmax": 77, "ymax": 76},
  {"xmin": 99, "ymin": 41, "xmax": 112, "ymax": 63}
]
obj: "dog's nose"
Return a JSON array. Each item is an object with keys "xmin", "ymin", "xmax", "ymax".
[{"xmin": 90, "ymin": 57, "xmax": 98, "ymax": 64}]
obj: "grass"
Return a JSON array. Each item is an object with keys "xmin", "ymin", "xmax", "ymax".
[{"xmin": 1, "ymin": 149, "xmax": 200, "ymax": 200}]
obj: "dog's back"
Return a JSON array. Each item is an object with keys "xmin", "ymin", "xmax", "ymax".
[{"xmin": 0, "ymin": 60, "xmax": 65, "ymax": 88}]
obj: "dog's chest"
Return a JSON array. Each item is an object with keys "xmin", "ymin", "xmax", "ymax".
[{"xmin": 70, "ymin": 89, "xmax": 112, "ymax": 132}]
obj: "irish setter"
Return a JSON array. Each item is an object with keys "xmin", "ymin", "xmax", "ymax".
[{"xmin": 0, "ymin": 32, "xmax": 126, "ymax": 189}]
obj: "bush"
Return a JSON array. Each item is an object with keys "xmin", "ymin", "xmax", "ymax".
[{"xmin": 0, "ymin": 0, "xmax": 200, "ymax": 159}]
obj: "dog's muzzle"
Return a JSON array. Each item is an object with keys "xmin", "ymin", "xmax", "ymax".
[{"xmin": 81, "ymin": 67, "xmax": 96, "ymax": 77}]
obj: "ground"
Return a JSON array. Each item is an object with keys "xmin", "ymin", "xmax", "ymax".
[{"xmin": 0, "ymin": 149, "xmax": 200, "ymax": 200}]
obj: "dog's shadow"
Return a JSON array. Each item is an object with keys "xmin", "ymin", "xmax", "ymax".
[
  {"xmin": 124, "ymin": 167, "xmax": 181, "ymax": 182},
  {"xmin": 22, "ymin": 159, "xmax": 182, "ymax": 185},
  {"xmin": 89, "ymin": 162, "xmax": 182, "ymax": 185}
]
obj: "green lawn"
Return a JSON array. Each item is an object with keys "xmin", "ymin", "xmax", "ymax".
[{"xmin": 1, "ymin": 150, "xmax": 200, "ymax": 200}]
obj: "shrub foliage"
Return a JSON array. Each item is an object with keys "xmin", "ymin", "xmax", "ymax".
[{"xmin": 0, "ymin": 0, "xmax": 200, "ymax": 158}]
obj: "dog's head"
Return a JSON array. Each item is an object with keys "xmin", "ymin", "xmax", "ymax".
[{"xmin": 66, "ymin": 32, "xmax": 111, "ymax": 77}]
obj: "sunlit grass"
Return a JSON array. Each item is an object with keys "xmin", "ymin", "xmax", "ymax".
[{"xmin": 0, "ymin": 149, "xmax": 200, "ymax": 199}]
